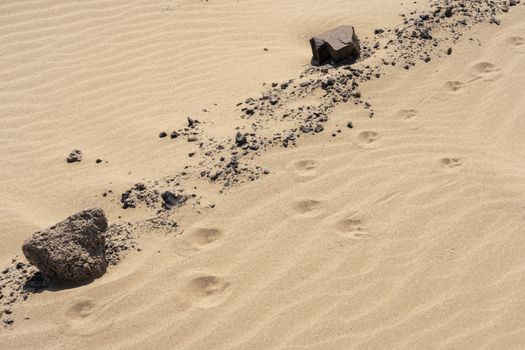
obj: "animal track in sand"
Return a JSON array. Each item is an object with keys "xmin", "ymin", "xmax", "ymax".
[
  {"xmin": 287, "ymin": 159, "xmax": 318, "ymax": 181},
  {"xmin": 439, "ymin": 157, "xmax": 463, "ymax": 169},
  {"xmin": 61, "ymin": 298, "xmax": 113, "ymax": 336},
  {"xmin": 444, "ymin": 81, "xmax": 465, "ymax": 92},
  {"xmin": 506, "ymin": 36, "xmax": 524, "ymax": 48},
  {"xmin": 291, "ymin": 199, "xmax": 325, "ymax": 217},
  {"xmin": 334, "ymin": 215, "xmax": 370, "ymax": 240},
  {"xmin": 187, "ymin": 227, "xmax": 223, "ymax": 248},
  {"xmin": 395, "ymin": 109, "xmax": 418, "ymax": 121},
  {"xmin": 182, "ymin": 273, "xmax": 232, "ymax": 308},
  {"xmin": 355, "ymin": 131, "xmax": 380, "ymax": 148},
  {"xmin": 469, "ymin": 62, "xmax": 502, "ymax": 81},
  {"xmin": 66, "ymin": 299, "xmax": 96, "ymax": 320}
]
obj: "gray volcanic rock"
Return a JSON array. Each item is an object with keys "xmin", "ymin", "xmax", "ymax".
[
  {"xmin": 22, "ymin": 208, "xmax": 108, "ymax": 283},
  {"xmin": 310, "ymin": 26, "xmax": 360, "ymax": 65}
]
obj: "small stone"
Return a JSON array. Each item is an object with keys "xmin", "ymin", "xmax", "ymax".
[
  {"xmin": 159, "ymin": 132, "xmax": 167, "ymax": 138},
  {"xmin": 300, "ymin": 125, "xmax": 313, "ymax": 133},
  {"xmin": 161, "ymin": 191, "xmax": 187, "ymax": 209},
  {"xmin": 235, "ymin": 132, "xmax": 247, "ymax": 146},
  {"xmin": 66, "ymin": 150, "xmax": 82, "ymax": 163},
  {"xmin": 491, "ymin": 18, "xmax": 501, "ymax": 25}
]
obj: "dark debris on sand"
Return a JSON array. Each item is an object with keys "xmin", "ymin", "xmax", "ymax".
[{"xmin": 5, "ymin": 0, "xmax": 520, "ymax": 329}]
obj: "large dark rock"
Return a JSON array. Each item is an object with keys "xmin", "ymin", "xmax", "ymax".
[
  {"xmin": 22, "ymin": 208, "xmax": 108, "ymax": 283},
  {"xmin": 310, "ymin": 26, "xmax": 360, "ymax": 66}
]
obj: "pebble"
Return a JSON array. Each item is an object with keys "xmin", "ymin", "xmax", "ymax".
[{"xmin": 66, "ymin": 149, "xmax": 82, "ymax": 163}]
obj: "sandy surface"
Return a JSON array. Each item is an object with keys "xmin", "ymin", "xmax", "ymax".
[{"xmin": 1, "ymin": 0, "xmax": 525, "ymax": 349}]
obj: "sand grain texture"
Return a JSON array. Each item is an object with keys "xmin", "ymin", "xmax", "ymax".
[{"xmin": 1, "ymin": 1, "xmax": 525, "ymax": 349}]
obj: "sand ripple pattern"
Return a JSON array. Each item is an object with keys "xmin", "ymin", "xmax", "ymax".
[{"xmin": 2, "ymin": 2, "xmax": 525, "ymax": 350}]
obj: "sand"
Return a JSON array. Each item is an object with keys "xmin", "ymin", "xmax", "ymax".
[{"xmin": 1, "ymin": 0, "xmax": 525, "ymax": 349}]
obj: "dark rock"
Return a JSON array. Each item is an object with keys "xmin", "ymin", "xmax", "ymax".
[
  {"xmin": 159, "ymin": 132, "xmax": 167, "ymax": 138},
  {"xmin": 170, "ymin": 131, "xmax": 180, "ymax": 139},
  {"xmin": 300, "ymin": 125, "xmax": 313, "ymax": 133},
  {"xmin": 310, "ymin": 26, "xmax": 361, "ymax": 66},
  {"xmin": 491, "ymin": 17, "xmax": 501, "ymax": 25},
  {"xmin": 66, "ymin": 150, "xmax": 82, "ymax": 163},
  {"xmin": 314, "ymin": 124, "xmax": 324, "ymax": 133},
  {"xmin": 235, "ymin": 132, "xmax": 247, "ymax": 146},
  {"xmin": 419, "ymin": 29, "xmax": 433, "ymax": 40},
  {"xmin": 161, "ymin": 191, "xmax": 187, "ymax": 209},
  {"xmin": 22, "ymin": 208, "xmax": 108, "ymax": 283},
  {"xmin": 120, "ymin": 190, "xmax": 136, "ymax": 209},
  {"xmin": 321, "ymin": 78, "xmax": 336, "ymax": 90}
]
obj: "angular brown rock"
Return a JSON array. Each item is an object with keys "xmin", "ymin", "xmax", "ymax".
[
  {"xmin": 310, "ymin": 26, "xmax": 360, "ymax": 66},
  {"xmin": 22, "ymin": 208, "xmax": 108, "ymax": 283}
]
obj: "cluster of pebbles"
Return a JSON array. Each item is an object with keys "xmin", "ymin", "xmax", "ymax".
[
  {"xmin": 118, "ymin": 175, "xmax": 204, "ymax": 211},
  {"xmin": 159, "ymin": 0, "xmax": 518, "ymax": 189},
  {"xmin": 3, "ymin": 0, "xmax": 520, "ymax": 329},
  {"xmin": 0, "ymin": 259, "xmax": 47, "ymax": 328},
  {"xmin": 109, "ymin": 0, "xmax": 521, "ymax": 207}
]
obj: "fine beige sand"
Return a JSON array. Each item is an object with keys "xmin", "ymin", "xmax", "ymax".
[{"xmin": 2, "ymin": 0, "xmax": 525, "ymax": 349}]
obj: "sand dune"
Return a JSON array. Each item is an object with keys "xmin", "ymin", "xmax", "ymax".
[{"xmin": 2, "ymin": 0, "xmax": 525, "ymax": 349}]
